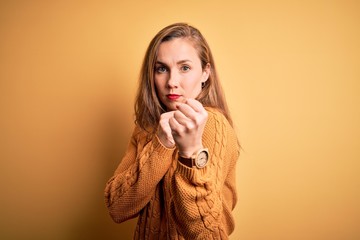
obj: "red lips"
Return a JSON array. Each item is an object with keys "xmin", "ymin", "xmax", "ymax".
[{"xmin": 166, "ymin": 94, "xmax": 181, "ymax": 100}]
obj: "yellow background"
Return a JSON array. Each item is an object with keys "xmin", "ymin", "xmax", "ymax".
[{"xmin": 1, "ymin": 1, "xmax": 359, "ymax": 239}]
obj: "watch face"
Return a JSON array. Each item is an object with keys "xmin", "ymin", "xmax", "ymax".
[{"xmin": 195, "ymin": 150, "xmax": 208, "ymax": 168}]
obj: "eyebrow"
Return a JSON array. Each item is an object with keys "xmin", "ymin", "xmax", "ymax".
[{"xmin": 155, "ymin": 60, "xmax": 193, "ymax": 65}]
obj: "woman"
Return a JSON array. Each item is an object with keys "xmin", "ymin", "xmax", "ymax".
[{"xmin": 105, "ymin": 23, "xmax": 240, "ymax": 239}]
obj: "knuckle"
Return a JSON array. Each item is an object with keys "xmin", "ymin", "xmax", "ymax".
[
  {"xmin": 174, "ymin": 110, "xmax": 182, "ymax": 117},
  {"xmin": 200, "ymin": 113, "xmax": 208, "ymax": 123},
  {"xmin": 185, "ymin": 122, "xmax": 195, "ymax": 131},
  {"xmin": 175, "ymin": 127, "xmax": 185, "ymax": 136},
  {"xmin": 193, "ymin": 117, "xmax": 201, "ymax": 126}
]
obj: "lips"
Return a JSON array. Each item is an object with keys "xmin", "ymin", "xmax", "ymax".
[{"xmin": 166, "ymin": 94, "xmax": 181, "ymax": 100}]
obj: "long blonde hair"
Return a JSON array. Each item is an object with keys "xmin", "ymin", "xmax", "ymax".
[{"xmin": 135, "ymin": 23, "xmax": 232, "ymax": 132}]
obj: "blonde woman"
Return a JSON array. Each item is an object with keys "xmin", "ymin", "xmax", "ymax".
[{"xmin": 105, "ymin": 23, "xmax": 240, "ymax": 239}]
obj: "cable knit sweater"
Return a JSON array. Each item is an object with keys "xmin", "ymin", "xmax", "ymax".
[{"xmin": 104, "ymin": 108, "xmax": 240, "ymax": 239}]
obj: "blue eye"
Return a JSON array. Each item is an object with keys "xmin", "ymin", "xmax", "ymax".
[
  {"xmin": 156, "ymin": 66, "xmax": 167, "ymax": 73},
  {"xmin": 181, "ymin": 65, "xmax": 190, "ymax": 72}
]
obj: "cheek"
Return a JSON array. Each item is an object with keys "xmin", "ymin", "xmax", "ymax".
[
  {"xmin": 154, "ymin": 79, "xmax": 159, "ymax": 92},
  {"xmin": 183, "ymin": 74, "xmax": 202, "ymax": 96},
  {"xmin": 154, "ymin": 77, "xmax": 168, "ymax": 105},
  {"xmin": 154, "ymin": 76, "xmax": 163, "ymax": 92}
]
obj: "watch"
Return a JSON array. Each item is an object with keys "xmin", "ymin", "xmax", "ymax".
[{"xmin": 178, "ymin": 148, "xmax": 209, "ymax": 169}]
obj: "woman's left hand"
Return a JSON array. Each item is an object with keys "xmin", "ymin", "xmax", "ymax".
[{"xmin": 169, "ymin": 99, "xmax": 208, "ymax": 158}]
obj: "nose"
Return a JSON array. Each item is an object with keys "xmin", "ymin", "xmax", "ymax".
[{"xmin": 167, "ymin": 71, "xmax": 179, "ymax": 88}]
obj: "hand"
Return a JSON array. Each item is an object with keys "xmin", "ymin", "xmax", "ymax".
[
  {"xmin": 169, "ymin": 99, "xmax": 208, "ymax": 158},
  {"xmin": 157, "ymin": 111, "xmax": 176, "ymax": 148}
]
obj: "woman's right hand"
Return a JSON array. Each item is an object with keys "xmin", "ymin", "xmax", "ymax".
[{"xmin": 157, "ymin": 111, "xmax": 175, "ymax": 148}]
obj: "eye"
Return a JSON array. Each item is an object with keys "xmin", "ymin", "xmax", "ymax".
[
  {"xmin": 156, "ymin": 66, "xmax": 168, "ymax": 73},
  {"xmin": 181, "ymin": 65, "xmax": 190, "ymax": 72}
]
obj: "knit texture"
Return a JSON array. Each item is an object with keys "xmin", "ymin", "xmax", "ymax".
[{"xmin": 104, "ymin": 108, "xmax": 240, "ymax": 239}]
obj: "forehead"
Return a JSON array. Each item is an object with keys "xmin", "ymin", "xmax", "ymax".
[{"xmin": 156, "ymin": 38, "xmax": 200, "ymax": 63}]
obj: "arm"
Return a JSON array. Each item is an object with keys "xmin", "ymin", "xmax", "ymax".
[
  {"xmin": 170, "ymin": 108, "xmax": 240, "ymax": 239},
  {"xmin": 104, "ymin": 126, "xmax": 175, "ymax": 223}
]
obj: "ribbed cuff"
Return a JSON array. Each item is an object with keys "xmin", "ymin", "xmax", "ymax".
[
  {"xmin": 154, "ymin": 135, "xmax": 176, "ymax": 150},
  {"xmin": 153, "ymin": 135, "xmax": 176, "ymax": 157},
  {"xmin": 176, "ymin": 160, "xmax": 208, "ymax": 184}
]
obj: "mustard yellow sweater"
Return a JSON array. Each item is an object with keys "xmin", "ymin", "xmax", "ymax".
[{"xmin": 105, "ymin": 108, "xmax": 240, "ymax": 239}]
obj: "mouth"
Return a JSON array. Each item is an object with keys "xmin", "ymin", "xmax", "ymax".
[{"xmin": 166, "ymin": 94, "xmax": 181, "ymax": 101}]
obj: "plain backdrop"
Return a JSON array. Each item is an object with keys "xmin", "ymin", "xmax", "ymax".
[{"xmin": 1, "ymin": 1, "xmax": 359, "ymax": 239}]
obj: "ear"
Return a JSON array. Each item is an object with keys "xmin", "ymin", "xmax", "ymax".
[{"xmin": 202, "ymin": 63, "xmax": 211, "ymax": 82}]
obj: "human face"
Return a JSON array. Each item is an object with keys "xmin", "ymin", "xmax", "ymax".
[{"xmin": 154, "ymin": 38, "xmax": 210, "ymax": 111}]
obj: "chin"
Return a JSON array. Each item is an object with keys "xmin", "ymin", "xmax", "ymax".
[
  {"xmin": 164, "ymin": 101, "xmax": 179, "ymax": 111},
  {"xmin": 163, "ymin": 98, "xmax": 186, "ymax": 111},
  {"xmin": 166, "ymin": 105, "xmax": 177, "ymax": 111}
]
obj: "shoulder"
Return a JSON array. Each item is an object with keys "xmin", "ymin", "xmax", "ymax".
[
  {"xmin": 204, "ymin": 107, "xmax": 232, "ymax": 129},
  {"xmin": 203, "ymin": 107, "xmax": 238, "ymax": 144},
  {"xmin": 131, "ymin": 124, "xmax": 154, "ymax": 144},
  {"xmin": 202, "ymin": 107, "xmax": 240, "ymax": 164}
]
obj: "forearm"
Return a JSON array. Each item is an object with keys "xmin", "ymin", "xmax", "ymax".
[
  {"xmin": 171, "ymin": 161, "xmax": 227, "ymax": 239},
  {"xmin": 170, "ymin": 108, "xmax": 240, "ymax": 239},
  {"xmin": 105, "ymin": 136, "xmax": 175, "ymax": 223}
]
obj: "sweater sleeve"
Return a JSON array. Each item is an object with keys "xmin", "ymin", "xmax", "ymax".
[
  {"xmin": 104, "ymin": 126, "xmax": 175, "ymax": 223},
  {"xmin": 170, "ymin": 109, "xmax": 240, "ymax": 239}
]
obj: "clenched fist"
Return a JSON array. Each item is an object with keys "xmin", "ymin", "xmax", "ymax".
[
  {"xmin": 157, "ymin": 99, "xmax": 208, "ymax": 158},
  {"xmin": 157, "ymin": 111, "xmax": 176, "ymax": 148}
]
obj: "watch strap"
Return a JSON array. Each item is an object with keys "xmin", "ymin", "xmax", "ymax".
[
  {"xmin": 178, "ymin": 155, "xmax": 194, "ymax": 168},
  {"xmin": 178, "ymin": 148, "xmax": 209, "ymax": 168}
]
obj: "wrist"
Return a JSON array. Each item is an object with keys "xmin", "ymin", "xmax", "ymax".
[
  {"xmin": 156, "ymin": 131, "xmax": 175, "ymax": 148},
  {"xmin": 178, "ymin": 148, "xmax": 209, "ymax": 169},
  {"xmin": 178, "ymin": 145, "xmax": 203, "ymax": 158}
]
